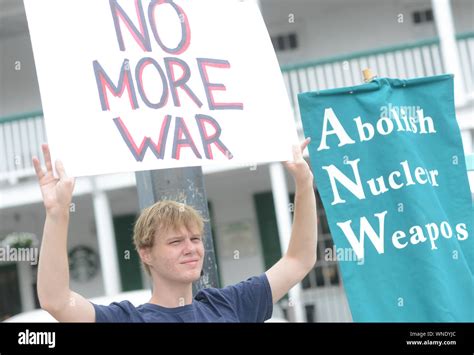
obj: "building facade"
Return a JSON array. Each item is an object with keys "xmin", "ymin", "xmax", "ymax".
[{"xmin": 0, "ymin": 0, "xmax": 473, "ymax": 321}]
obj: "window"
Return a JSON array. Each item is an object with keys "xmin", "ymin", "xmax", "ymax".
[
  {"xmin": 288, "ymin": 33, "xmax": 298, "ymax": 49},
  {"xmin": 305, "ymin": 304, "xmax": 316, "ymax": 322},
  {"xmin": 413, "ymin": 11, "xmax": 422, "ymax": 24},
  {"xmin": 425, "ymin": 9, "xmax": 433, "ymax": 22},
  {"xmin": 412, "ymin": 9, "xmax": 434, "ymax": 25},
  {"xmin": 277, "ymin": 35, "xmax": 286, "ymax": 51},
  {"xmin": 271, "ymin": 33, "xmax": 299, "ymax": 52}
]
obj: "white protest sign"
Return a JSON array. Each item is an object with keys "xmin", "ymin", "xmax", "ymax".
[{"xmin": 24, "ymin": 0, "xmax": 298, "ymax": 177}]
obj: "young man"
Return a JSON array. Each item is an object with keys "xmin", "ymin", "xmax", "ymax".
[{"xmin": 33, "ymin": 139, "xmax": 317, "ymax": 322}]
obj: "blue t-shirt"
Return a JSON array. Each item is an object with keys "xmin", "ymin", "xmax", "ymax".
[{"xmin": 92, "ymin": 274, "xmax": 273, "ymax": 322}]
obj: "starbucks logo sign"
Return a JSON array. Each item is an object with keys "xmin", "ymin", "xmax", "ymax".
[{"xmin": 69, "ymin": 246, "xmax": 99, "ymax": 282}]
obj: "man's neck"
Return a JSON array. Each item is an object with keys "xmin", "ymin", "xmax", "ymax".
[{"xmin": 148, "ymin": 277, "xmax": 194, "ymax": 308}]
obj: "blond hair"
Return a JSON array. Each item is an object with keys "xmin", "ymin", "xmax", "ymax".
[{"xmin": 133, "ymin": 200, "xmax": 206, "ymax": 275}]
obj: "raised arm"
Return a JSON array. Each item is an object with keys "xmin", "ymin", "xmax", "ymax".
[
  {"xmin": 265, "ymin": 138, "xmax": 318, "ymax": 303},
  {"xmin": 33, "ymin": 144, "xmax": 95, "ymax": 322}
]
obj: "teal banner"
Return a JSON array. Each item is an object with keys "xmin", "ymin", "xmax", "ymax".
[{"xmin": 298, "ymin": 75, "xmax": 474, "ymax": 321}]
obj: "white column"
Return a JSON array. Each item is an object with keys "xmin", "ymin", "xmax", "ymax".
[
  {"xmin": 17, "ymin": 262, "xmax": 35, "ymax": 311},
  {"xmin": 91, "ymin": 178, "xmax": 121, "ymax": 296},
  {"xmin": 269, "ymin": 163, "xmax": 306, "ymax": 322},
  {"xmin": 432, "ymin": 0, "xmax": 466, "ymax": 105}
]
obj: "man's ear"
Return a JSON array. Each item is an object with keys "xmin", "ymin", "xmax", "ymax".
[{"xmin": 138, "ymin": 248, "xmax": 152, "ymax": 267}]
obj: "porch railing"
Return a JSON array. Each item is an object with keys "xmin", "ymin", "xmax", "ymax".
[{"xmin": 282, "ymin": 32, "xmax": 474, "ymax": 123}]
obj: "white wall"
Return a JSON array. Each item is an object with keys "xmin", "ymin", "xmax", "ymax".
[
  {"xmin": 452, "ymin": 0, "xmax": 474, "ymax": 33},
  {"xmin": 261, "ymin": 0, "xmax": 474, "ymax": 66},
  {"xmin": 0, "ymin": 33, "xmax": 41, "ymax": 116},
  {"xmin": 205, "ymin": 164, "xmax": 295, "ymax": 286},
  {"xmin": 205, "ymin": 168, "xmax": 267, "ymax": 286}
]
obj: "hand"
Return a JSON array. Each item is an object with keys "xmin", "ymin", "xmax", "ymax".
[
  {"xmin": 32, "ymin": 144, "xmax": 75, "ymax": 215},
  {"xmin": 283, "ymin": 137, "xmax": 314, "ymax": 185}
]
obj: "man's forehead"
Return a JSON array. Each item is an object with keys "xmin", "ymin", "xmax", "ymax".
[{"xmin": 164, "ymin": 226, "xmax": 201, "ymax": 238}]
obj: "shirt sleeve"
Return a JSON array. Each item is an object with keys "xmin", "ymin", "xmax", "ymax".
[
  {"xmin": 219, "ymin": 273, "xmax": 273, "ymax": 322},
  {"xmin": 92, "ymin": 301, "xmax": 138, "ymax": 322}
]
